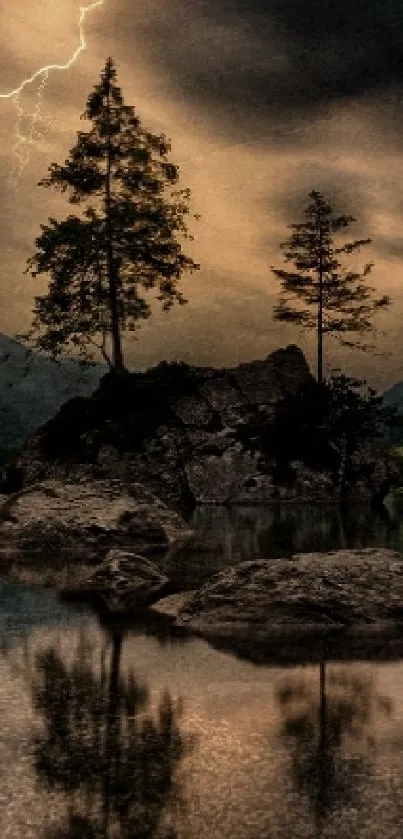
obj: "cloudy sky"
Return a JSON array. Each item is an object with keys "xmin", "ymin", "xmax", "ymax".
[{"xmin": 1, "ymin": 0, "xmax": 403, "ymax": 388}]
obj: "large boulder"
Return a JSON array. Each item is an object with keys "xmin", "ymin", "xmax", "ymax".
[
  {"xmin": 176, "ymin": 548, "xmax": 403, "ymax": 636},
  {"xmin": 0, "ymin": 479, "xmax": 191, "ymax": 564},
  {"xmin": 185, "ymin": 444, "xmax": 261, "ymax": 503}
]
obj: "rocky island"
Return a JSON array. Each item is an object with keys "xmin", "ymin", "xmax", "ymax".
[
  {"xmin": 0, "ymin": 344, "xmax": 401, "ymax": 652},
  {"xmin": 3, "ymin": 344, "xmax": 397, "ymax": 510}
]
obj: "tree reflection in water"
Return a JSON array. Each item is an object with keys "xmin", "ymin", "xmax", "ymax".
[
  {"xmin": 256, "ymin": 503, "xmax": 400, "ymax": 559},
  {"xmin": 276, "ymin": 665, "xmax": 393, "ymax": 835},
  {"xmin": 29, "ymin": 629, "xmax": 187, "ymax": 839}
]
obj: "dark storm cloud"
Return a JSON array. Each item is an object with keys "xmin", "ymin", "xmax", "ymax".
[
  {"xmin": 136, "ymin": 0, "xmax": 403, "ymax": 141},
  {"xmin": 373, "ymin": 235, "xmax": 403, "ymax": 262},
  {"xmin": 259, "ymin": 163, "xmax": 376, "ymax": 256},
  {"xmin": 2, "ymin": 0, "xmax": 403, "ymax": 386},
  {"xmin": 267, "ymin": 163, "xmax": 372, "ymax": 220}
]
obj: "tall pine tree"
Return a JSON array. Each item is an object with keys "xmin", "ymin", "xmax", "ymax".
[
  {"xmin": 25, "ymin": 58, "xmax": 199, "ymax": 372},
  {"xmin": 271, "ymin": 190, "xmax": 389, "ymax": 383}
]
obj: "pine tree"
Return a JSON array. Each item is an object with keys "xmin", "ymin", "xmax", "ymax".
[
  {"xmin": 25, "ymin": 58, "xmax": 199, "ymax": 372},
  {"xmin": 271, "ymin": 190, "xmax": 389, "ymax": 383}
]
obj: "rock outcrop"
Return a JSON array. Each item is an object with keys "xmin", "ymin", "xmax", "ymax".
[
  {"xmin": 7, "ymin": 344, "xmax": 394, "ymax": 509},
  {"xmin": 11, "ymin": 345, "xmax": 315, "ymax": 509},
  {"xmin": 176, "ymin": 548, "xmax": 403, "ymax": 635},
  {"xmin": 0, "ymin": 479, "xmax": 190, "ymax": 564}
]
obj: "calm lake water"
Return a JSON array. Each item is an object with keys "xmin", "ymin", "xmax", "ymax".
[{"xmin": 2, "ymin": 502, "xmax": 403, "ymax": 839}]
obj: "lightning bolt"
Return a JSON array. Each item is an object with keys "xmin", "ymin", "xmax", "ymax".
[{"xmin": 0, "ymin": 1, "xmax": 105, "ymax": 189}]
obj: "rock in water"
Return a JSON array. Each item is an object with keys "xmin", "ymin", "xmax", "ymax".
[
  {"xmin": 81, "ymin": 549, "xmax": 172, "ymax": 613},
  {"xmin": 176, "ymin": 548, "xmax": 403, "ymax": 635},
  {"xmin": 0, "ymin": 478, "xmax": 191, "ymax": 564}
]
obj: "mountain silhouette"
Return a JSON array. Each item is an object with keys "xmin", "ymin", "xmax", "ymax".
[{"xmin": 0, "ymin": 334, "xmax": 104, "ymax": 449}]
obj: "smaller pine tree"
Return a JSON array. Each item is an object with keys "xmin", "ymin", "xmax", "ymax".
[{"xmin": 271, "ymin": 190, "xmax": 390, "ymax": 383}]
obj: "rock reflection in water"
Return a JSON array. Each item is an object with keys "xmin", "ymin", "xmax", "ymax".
[
  {"xmin": 28, "ymin": 629, "xmax": 188, "ymax": 839},
  {"xmin": 166, "ymin": 503, "xmax": 403, "ymax": 587},
  {"xmin": 276, "ymin": 665, "xmax": 393, "ymax": 835}
]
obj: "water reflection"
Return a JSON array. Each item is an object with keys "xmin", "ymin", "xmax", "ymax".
[
  {"xmin": 255, "ymin": 504, "xmax": 401, "ymax": 558},
  {"xmin": 3, "ymin": 602, "xmax": 403, "ymax": 838},
  {"xmin": 165, "ymin": 503, "xmax": 403, "ymax": 586},
  {"xmin": 29, "ymin": 629, "xmax": 188, "ymax": 839},
  {"xmin": 276, "ymin": 665, "xmax": 393, "ymax": 835},
  {"xmin": 0, "ymin": 579, "xmax": 90, "ymax": 650}
]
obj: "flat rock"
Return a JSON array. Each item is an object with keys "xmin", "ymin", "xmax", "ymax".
[
  {"xmin": 0, "ymin": 478, "xmax": 191, "ymax": 563},
  {"xmin": 176, "ymin": 549, "xmax": 403, "ymax": 636},
  {"xmin": 152, "ymin": 590, "xmax": 196, "ymax": 616}
]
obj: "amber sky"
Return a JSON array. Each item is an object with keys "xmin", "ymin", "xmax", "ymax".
[{"xmin": 1, "ymin": 0, "xmax": 403, "ymax": 388}]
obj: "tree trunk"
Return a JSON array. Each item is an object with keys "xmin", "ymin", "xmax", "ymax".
[
  {"xmin": 317, "ymin": 213, "xmax": 324, "ymax": 385},
  {"xmin": 105, "ymin": 81, "xmax": 125, "ymax": 374},
  {"xmin": 338, "ymin": 434, "xmax": 348, "ymax": 506},
  {"xmin": 103, "ymin": 631, "xmax": 123, "ymax": 837},
  {"xmin": 316, "ymin": 658, "xmax": 327, "ymax": 834}
]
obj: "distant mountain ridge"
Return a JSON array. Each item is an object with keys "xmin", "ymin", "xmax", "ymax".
[
  {"xmin": 0, "ymin": 334, "xmax": 104, "ymax": 449},
  {"xmin": 382, "ymin": 380, "xmax": 403, "ymax": 411}
]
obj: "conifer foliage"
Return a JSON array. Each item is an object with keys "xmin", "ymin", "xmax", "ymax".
[
  {"xmin": 272, "ymin": 191, "xmax": 389, "ymax": 383},
  {"xmin": 26, "ymin": 58, "xmax": 199, "ymax": 371}
]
